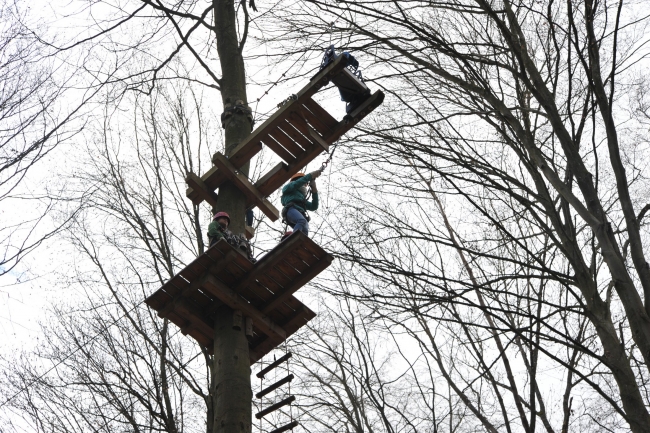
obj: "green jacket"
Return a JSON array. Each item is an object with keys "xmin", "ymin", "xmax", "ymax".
[
  {"xmin": 208, "ymin": 221, "xmax": 231, "ymax": 243},
  {"xmin": 281, "ymin": 173, "xmax": 319, "ymax": 213}
]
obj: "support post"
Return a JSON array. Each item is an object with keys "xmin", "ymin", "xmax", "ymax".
[
  {"xmin": 211, "ymin": 0, "xmax": 253, "ymax": 432},
  {"xmin": 213, "ymin": 306, "xmax": 252, "ymax": 433}
]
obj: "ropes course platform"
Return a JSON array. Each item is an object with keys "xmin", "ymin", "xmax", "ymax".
[
  {"xmin": 145, "ymin": 231, "xmax": 332, "ymax": 364},
  {"xmin": 185, "ymin": 53, "xmax": 385, "ymax": 221}
]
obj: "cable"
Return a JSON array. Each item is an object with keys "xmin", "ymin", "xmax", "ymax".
[{"xmin": 253, "ymin": 32, "xmax": 328, "ymax": 122}]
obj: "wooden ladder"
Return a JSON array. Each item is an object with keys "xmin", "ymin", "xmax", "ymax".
[{"xmin": 185, "ymin": 54, "xmax": 385, "ymax": 223}]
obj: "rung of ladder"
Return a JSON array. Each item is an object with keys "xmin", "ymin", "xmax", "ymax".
[
  {"xmin": 268, "ymin": 420, "xmax": 299, "ymax": 433},
  {"xmin": 256, "ymin": 374, "xmax": 294, "ymax": 399},
  {"xmin": 255, "ymin": 396, "xmax": 295, "ymax": 419},
  {"xmin": 257, "ymin": 352, "xmax": 292, "ymax": 379}
]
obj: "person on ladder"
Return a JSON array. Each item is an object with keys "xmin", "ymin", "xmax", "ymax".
[
  {"xmin": 281, "ymin": 170, "xmax": 322, "ymax": 237},
  {"xmin": 208, "ymin": 211, "xmax": 256, "ymax": 262}
]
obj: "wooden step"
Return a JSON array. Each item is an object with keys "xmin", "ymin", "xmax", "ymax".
[{"xmin": 144, "ymin": 232, "xmax": 332, "ymax": 364}]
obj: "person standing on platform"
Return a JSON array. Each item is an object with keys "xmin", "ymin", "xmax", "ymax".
[
  {"xmin": 208, "ymin": 211, "xmax": 256, "ymax": 262},
  {"xmin": 280, "ymin": 170, "xmax": 322, "ymax": 237}
]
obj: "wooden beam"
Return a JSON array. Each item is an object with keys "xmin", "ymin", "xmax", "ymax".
[
  {"xmin": 254, "ymin": 162, "xmax": 287, "ymax": 197},
  {"xmin": 326, "ymin": 90, "xmax": 385, "ymax": 143},
  {"xmin": 245, "ymin": 225, "xmax": 255, "ymax": 240},
  {"xmin": 185, "ymin": 168, "xmax": 223, "ymax": 206},
  {"xmin": 156, "ymin": 250, "xmax": 238, "ymax": 318},
  {"xmin": 255, "ymin": 141, "xmax": 328, "ymax": 197},
  {"xmin": 212, "ymin": 152, "xmax": 280, "ymax": 221},
  {"xmin": 249, "ymin": 304, "xmax": 315, "ymax": 363},
  {"xmin": 170, "ymin": 297, "xmax": 215, "ymax": 338},
  {"xmin": 262, "ymin": 254, "xmax": 333, "ymax": 314},
  {"xmin": 202, "ymin": 274, "xmax": 287, "ymax": 341},
  {"xmin": 234, "ymin": 233, "xmax": 306, "ymax": 299},
  {"xmin": 307, "ymin": 125, "xmax": 329, "ymax": 152}
]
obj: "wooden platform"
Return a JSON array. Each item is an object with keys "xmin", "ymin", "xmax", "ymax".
[
  {"xmin": 186, "ymin": 54, "xmax": 385, "ymax": 218},
  {"xmin": 145, "ymin": 231, "xmax": 333, "ymax": 364}
]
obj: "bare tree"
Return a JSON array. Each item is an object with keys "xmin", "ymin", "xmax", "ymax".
[
  {"xmin": 262, "ymin": 0, "xmax": 650, "ymax": 432},
  {"xmin": 0, "ymin": 82, "xmax": 220, "ymax": 433},
  {"xmin": 0, "ymin": 0, "xmax": 91, "ymax": 275}
]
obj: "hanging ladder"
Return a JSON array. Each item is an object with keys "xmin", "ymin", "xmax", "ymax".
[{"xmin": 185, "ymin": 53, "xmax": 385, "ymax": 223}]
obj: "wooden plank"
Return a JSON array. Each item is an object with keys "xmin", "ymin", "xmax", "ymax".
[
  {"xmin": 234, "ymin": 233, "xmax": 305, "ymax": 293},
  {"xmin": 300, "ymin": 104, "xmax": 333, "ymax": 136},
  {"xmin": 287, "ymin": 112, "xmax": 312, "ymax": 138},
  {"xmin": 278, "ymin": 120, "xmax": 311, "ymax": 150},
  {"xmin": 268, "ymin": 127, "xmax": 304, "ymax": 157},
  {"xmin": 325, "ymin": 90, "xmax": 385, "ymax": 143},
  {"xmin": 225, "ymin": 55, "xmax": 348, "ymax": 169},
  {"xmin": 299, "ymin": 237, "xmax": 328, "ymax": 259},
  {"xmin": 262, "ymin": 266, "xmax": 293, "ymax": 289},
  {"xmin": 166, "ymin": 297, "xmax": 214, "ymax": 338},
  {"xmin": 305, "ymin": 54, "xmax": 349, "ymax": 94},
  {"xmin": 261, "ymin": 134, "xmax": 295, "ymax": 163},
  {"xmin": 212, "ymin": 152, "xmax": 280, "ymax": 222},
  {"xmin": 149, "ymin": 245, "xmax": 238, "ymax": 316},
  {"xmin": 227, "ymin": 140, "xmax": 265, "ymax": 171},
  {"xmin": 185, "ymin": 172, "xmax": 219, "ymax": 207},
  {"xmin": 273, "ymin": 260, "xmax": 301, "ymax": 283},
  {"xmin": 283, "ymin": 304, "xmax": 316, "ymax": 331},
  {"xmin": 250, "ymin": 304, "xmax": 315, "ymax": 363},
  {"xmin": 255, "ymin": 142, "xmax": 327, "ymax": 197},
  {"xmin": 281, "ymin": 253, "xmax": 310, "ymax": 274},
  {"xmin": 307, "ymin": 125, "xmax": 330, "ymax": 152},
  {"xmin": 186, "ymin": 165, "xmax": 229, "ymax": 206},
  {"xmin": 331, "ymin": 68, "xmax": 370, "ymax": 96},
  {"xmin": 262, "ymin": 255, "xmax": 332, "ymax": 314},
  {"xmin": 257, "ymin": 267, "xmax": 292, "ymax": 297},
  {"xmin": 159, "ymin": 275, "xmax": 189, "ymax": 297},
  {"xmin": 145, "ymin": 291, "xmax": 170, "ymax": 309},
  {"xmin": 245, "ymin": 225, "xmax": 255, "ymax": 240},
  {"xmin": 302, "ymin": 98, "xmax": 338, "ymax": 131},
  {"xmin": 203, "ymin": 274, "xmax": 287, "ymax": 341},
  {"xmin": 255, "ymin": 162, "xmax": 288, "ymax": 197},
  {"xmin": 293, "ymin": 247, "xmax": 321, "ymax": 268}
]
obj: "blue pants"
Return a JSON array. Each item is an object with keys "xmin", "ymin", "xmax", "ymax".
[{"xmin": 286, "ymin": 207, "xmax": 309, "ymax": 236}]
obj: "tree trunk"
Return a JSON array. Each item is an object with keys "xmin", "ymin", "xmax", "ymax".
[
  {"xmin": 212, "ymin": 1, "xmax": 252, "ymax": 432},
  {"xmin": 213, "ymin": 306, "xmax": 252, "ymax": 433}
]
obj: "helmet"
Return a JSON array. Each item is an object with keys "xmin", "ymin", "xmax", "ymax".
[
  {"xmin": 290, "ymin": 172, "xmax": 305, "ymax": 182},
  {"xmin": 213, "ymin": 211, "xmax": 230, "ymax": 225}
]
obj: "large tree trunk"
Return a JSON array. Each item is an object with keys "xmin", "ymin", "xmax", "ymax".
[{"xmin": 212, "ymin": 1, "xmax": 252, "ymax": 432}]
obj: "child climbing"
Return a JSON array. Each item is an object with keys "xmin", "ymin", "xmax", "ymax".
[
  {"xmin": 208, "ymin": 211, "xmax": 256, "ymax": 262},
  {"xmin": 281, "ymin": 170, "xmax": 322, "ymax": 237}
]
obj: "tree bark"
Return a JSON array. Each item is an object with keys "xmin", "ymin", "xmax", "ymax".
[
  {"xmin": 212, "ymin": 1, "xmax": 252, "ymax": 432},
  {"xmin": 214, "ymin": 0, "xmax": 251, "ymax": 235},
  {"xmin": 213, "ymin": 306, "xmax": 252, "ymax": 433}
]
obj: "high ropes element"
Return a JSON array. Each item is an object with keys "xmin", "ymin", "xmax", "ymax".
[
  {"xmin": 185, "ymin": 48, "xmax": 384, "ymax": 223},
  {"xmin": 146, "ymin": 46, "xmax": 384, "ymax": 360}
]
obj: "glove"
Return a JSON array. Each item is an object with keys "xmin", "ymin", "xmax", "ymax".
[
  {"xmin": 310, "ymin": 179, "xmax": 318, "ymax": 192},
  {"xmin": 310, "ymin": 169, "xmax": 322, "ymax": 179}
]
